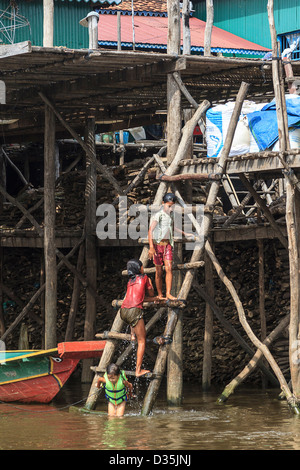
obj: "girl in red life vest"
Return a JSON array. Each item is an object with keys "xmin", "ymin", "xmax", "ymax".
[{"xmin": 121, "ymin": 259, "xmax": 158, "ymax": 377}]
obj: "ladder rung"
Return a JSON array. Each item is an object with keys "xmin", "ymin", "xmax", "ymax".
[{"xmin": 90, "ymin": 366, "xmax": 163, "ymax": 379}]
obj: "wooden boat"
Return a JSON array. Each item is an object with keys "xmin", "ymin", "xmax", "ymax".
[{"xmin": 0, "ymin": 340, "xmax": 106, "ymax": 404}]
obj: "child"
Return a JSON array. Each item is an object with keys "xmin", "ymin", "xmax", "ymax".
[
  {"xmin": 148, "ymin": 192, "xmax": 193, "ymax": 300},
  {"xmin": 97, "ymin": 363, "xmax": 133, "ymax": 417},
  {"xmin": 120, "ymin": 259, "xmax": 157, "ymax": 377}
]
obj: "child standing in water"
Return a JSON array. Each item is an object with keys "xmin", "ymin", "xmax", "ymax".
[
  {"xmin": 121, "ymin": 259, "xmax": 157, "ymax": 377},
  {"xmin": 97, "ymin": 363, "xmax": 133, "ymax": 417}
]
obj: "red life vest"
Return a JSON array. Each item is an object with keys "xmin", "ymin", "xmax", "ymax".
[{"xmin": 121, "ymin": 275, "xmax": 152, "ymax": 309}]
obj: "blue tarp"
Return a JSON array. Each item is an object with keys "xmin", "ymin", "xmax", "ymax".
[{"xmin": 248, "ymin": 96, "xmax": 300, "ymax": 150}]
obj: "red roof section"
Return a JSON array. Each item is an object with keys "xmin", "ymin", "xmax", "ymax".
[{"xmin": 98, "ymin": 15, "xmax": 269, "ymax": 52}]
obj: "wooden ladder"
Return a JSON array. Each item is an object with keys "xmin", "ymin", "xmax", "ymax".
[{"xmin": 82, "ymin": 83, "xmax": 250, "ymax": 416}]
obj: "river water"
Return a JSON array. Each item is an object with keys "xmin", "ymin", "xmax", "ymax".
[{"xmin": 1, "ymin": 378, "xmax": 300, "ymax": 451}]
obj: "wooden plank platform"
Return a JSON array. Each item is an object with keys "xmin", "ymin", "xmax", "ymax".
[
  {"xmin": 0, "ymin": 224, "xmax": 287, "ymax": 247},
  {"xmin": 179, "ymin": 150, "xmax": 300, "ymax": 178}
]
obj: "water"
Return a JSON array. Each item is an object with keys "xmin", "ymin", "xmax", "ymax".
[{"xmin": 0, "ymin": 379, "xmax": 300, "ymax": 451}]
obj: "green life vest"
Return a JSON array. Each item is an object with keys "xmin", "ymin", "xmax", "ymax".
[{"xmin": 104, "ymin": 370, "xmax": 128, "ymax": 405}]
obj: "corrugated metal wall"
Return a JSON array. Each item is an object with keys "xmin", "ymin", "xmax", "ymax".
[
  {"xmin": 195, "ymin": 0, "xmax": 300, "ymax": 49},
  {"xmin": 0, "ymin": 0, "xmax": 94, "ymax": 49}
]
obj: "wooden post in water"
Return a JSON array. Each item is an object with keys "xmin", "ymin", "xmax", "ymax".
[
  {"xmin": 202, "ymin": 244, "xmax": 214, "ymax": 390},
  {"xmin": 257, "ymin": 239, "xmax": 268, "ymax": 388},
  {"xmin": 44, "ymin": 104, "xmax": 57, "ymax": 349},
  {"xmin": 166, "ymin": 0, "xmax": 183, "ymax": 406},
  {"xmin": 81, "ymin": 118, "xmax": 98, "ymax": 383},
  {"xmin": 267, "ymin": 0, "xmax": 300, "ymax": 411}
]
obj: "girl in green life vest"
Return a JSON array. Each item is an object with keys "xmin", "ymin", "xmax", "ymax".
[{"xmin": 96, "ymin": 363, "xmax": 133, "ymax": 417}]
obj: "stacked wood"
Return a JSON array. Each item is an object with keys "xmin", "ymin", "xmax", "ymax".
[{"xmin": 0, "ymin": 236, "xmax": 292, "ymax": 385}]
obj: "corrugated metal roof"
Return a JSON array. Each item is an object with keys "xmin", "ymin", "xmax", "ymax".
[{"xmin": 98, "ymin": 15, "xmax": 270, "ymax": 55}]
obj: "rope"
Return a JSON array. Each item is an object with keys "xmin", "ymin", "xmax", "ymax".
[{"xmin": 0, "ymin": 391, "xmax": 99, "ymax": 414}]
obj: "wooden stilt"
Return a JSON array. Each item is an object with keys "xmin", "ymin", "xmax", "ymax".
[
  {"xmin": 257, "ymin": 239, "xmax": 268, "ymax": 388},
  {"xmin": 44, "ymin": 103, "xmax": 57, "ymax": 349},
  {"xmin": 0, "ymin": 248, "xmax": 5, "ymax": 337},
  {"xmin": 167, "ymin": 243, "xmax": 183, "ymax": 406},
  {"xmin": 82, "ymin": 118, "xmax": 98, "ymax": 383},
  {"xmin": 65, "ymin": 244, "xmax": 85, "ymax": 341},
  {"xmin": 202, "ymin": 246, "xmax": 214, "ymax": 390},
  {"xmin": 268, "ymin": 0, "xmax": 300, "ymax": 412},
  {"xmin": 40, "ymin": 254, "xmax": 45, "ymax": 349}
]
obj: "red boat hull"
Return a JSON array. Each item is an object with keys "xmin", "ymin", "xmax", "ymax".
[
  {"xmin": 0, "ymin": 357, "xmax": 79, "ymax": 404},
  {"xmin": 0, "ymin": 341, "xmax": 106, "ymax": 403}
]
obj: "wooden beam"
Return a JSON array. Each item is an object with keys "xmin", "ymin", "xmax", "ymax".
[
  {"xmin": 0, "ymin": 41, "xmax": 32, "ymax": 59},
  {"xmin": 239, "ymin": 174, "xmax": 288, "ymax": 250}
]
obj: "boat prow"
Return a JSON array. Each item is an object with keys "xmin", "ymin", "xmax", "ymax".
[{"xmin": 0, "ymin": 340, "xmax": 106, "ymax": 404}]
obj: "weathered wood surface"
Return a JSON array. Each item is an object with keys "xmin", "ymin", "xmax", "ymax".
[
  {"xmin": 112, "ymin": 299, "xmax": 186, "ymax": 309},
  {"xmin": 179, "ymin": 150, "xmax": 300, "ymax": 177}
]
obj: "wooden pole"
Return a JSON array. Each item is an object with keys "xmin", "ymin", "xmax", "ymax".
[
  {"xmin": 165, "ymin": 0, "xmax": 184, "ymax": 406},
  {"xmin": 257, "ymin": 239, "xmax": 268, "ymax": 388},
  {"xmin": 82, "ymin": 118, "xmax": 98, "ymax": 383},
  {"xmin": 117, "ymin": 11, "xmax": 121, "ymax": 51},
  {"xmin": 182, "ymin": 0, "xmax": 191, "ymax": 55},
  {"xmin": 65, "ymin": 244, "xmax": 84, "ymax": 341},
  {"xmin": 204, "ymin": 0, "xmax": 214, "ymax": 56},
  {"xmin": 202, "ymin": 246, "xmax": 214, "ymax": 390},
  {"xmin": 167, "ymin": 0, "xmax": 181, "ymax": 166},
  {"xmin": 0, "ymin": 248, "xmax": 5, "ymax": 337},
  {"xmin": 167, "ymin": 243, "xmax": 183, "ymax": 406},
  {"xmin": 43, "ymin": 0, "xmax": 54, "ymax": 48},
  {"xmin": 267, "ymin": 0, "xmax": 300, "ymax": 409},
  {"xmin": 44, "ymin": 104, "xmax": 57, "ymax": 349}
]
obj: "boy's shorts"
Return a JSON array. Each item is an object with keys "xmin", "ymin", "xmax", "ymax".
[
  {"xmin": 153, "ymin": 242, "xmax": 173, "ymax": 266},
  {"xmin": 120, "ymin": 307, "xmax": 143, "ymax": 328}
]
